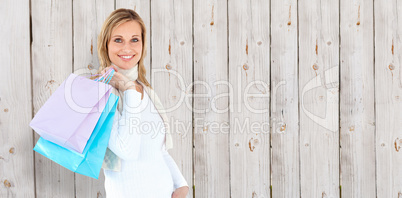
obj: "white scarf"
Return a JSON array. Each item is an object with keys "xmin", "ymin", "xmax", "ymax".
[{"xmin": 112, "ymin": 63, "xmax": 139, "ymax": 113}]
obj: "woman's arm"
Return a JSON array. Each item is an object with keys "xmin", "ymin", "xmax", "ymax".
[
  {"xmin": 107, "ymin": 89, "xmax": 143, "ymax": 160},
  {"xmin": 161, "ymin": 143, "xmax": 189, "ymax": 189}
]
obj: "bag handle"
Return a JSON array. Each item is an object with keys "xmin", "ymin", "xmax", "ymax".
[{"xmin": 93, "ymin": 68, "xmax": 115, "ymax": 84}]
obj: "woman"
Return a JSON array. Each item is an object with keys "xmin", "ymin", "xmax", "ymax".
[{"xmin": 95, "ymin": 8, "xmax": 189, "ymax": 197}]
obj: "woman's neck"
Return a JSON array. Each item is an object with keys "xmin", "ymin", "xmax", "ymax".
[{"xmin": 113, "ymin": 63, "xmax": 139, "ymax": 81}]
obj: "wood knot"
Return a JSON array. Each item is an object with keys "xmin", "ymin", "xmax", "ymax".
[
  {"xmin": 3, "ymin": 180, "xmax": 11, "ymax": 188},
  {"xmin": 319, "ymin": 96, "xmax": 324, "ymax": 101},
  {"xmin": 165, "ymin": 64, "xmax": 172, "ymax": 70},
  {"xmin": 88, "ymin": 64, "xmax": 94, "ymax": 70},
  {"xmin": 90, "ymin": 42, "xmax": 93, "ymax": 55},
  {"xmin": 4, "ymin": 108, "xmax": 8, "ymax": 112},
  {"xmin": 168, "ymin": 40, "xmax": 171, "ymax": 55},
  {"xmin": 45, "ymin": 80, "xmax": 55, "ymax": 89},
  {"xmin": 312, "ymin": 64, "xmax": 319, "ymax": 70},
  {"xmin": 243, "ymin": 64, "xmax": 249, "ymax": 70},
  {"xmin": 249, "ymin": 140, "xmax": 255, "ymax": 152},
  {"xmin": 389, "ymin": 64, "xmax": 395, "ymax": 70},
  {"xmin": 9, "ymin": 147, "xmax": 15, "ymax": 154},
  {"xmin": 252, "ymin": 191, "xmax": 257, "ymax": 198},
  {"xmin": 210, "ymin": 21, "xmax": 214, "ymax": 26},
  {"xmin": 349, "ymin": 126, "xmax": 355, "ymax": 132},
  {"xmin": 280, "ymin": 124, "xmax": 286, "ymax": 132},
  {"xmin": 395, "ymin": 138, "xmax": 402, "ymax": 152}
]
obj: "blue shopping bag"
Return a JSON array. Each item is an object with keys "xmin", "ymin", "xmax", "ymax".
[{"xmin": 34, "ymin": 93, "xmax": 119, "ymax": 179}]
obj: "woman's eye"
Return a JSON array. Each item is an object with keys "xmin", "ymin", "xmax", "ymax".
[
  {"xmin": 131, "ymin": 38, "xmax": 139, "ymax": 42},
  {"xmin": 114, "ymin": 38, "xmax": 122, "ymax": 43}
]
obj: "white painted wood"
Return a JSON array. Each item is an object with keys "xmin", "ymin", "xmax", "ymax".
[
  {"xmin": 340, "ymin": 0, "xmax": 376, "ymax": 197},
  {"xmin": 151, "ymin": 0, "xmax": 193, "ymax": 197},
  {"xmin": 193, "ymin": 0, "xmax": 230, "ymax": 197},
  {"xmin": 72, "ymin": 0, "xmax": 114, "ymax": 197},
  {"xmin": 0, "ymin": 0, "xmax": 35, "ymax": 197},
  {"xmin": 116, "ymin": 0, "xmax": 151, "ymax": 81},
  {"xmin": 193, "ymin": 1, "xmax": 229, "ymax": 197},
  {"xmin": 299, "ymin": 0, "xmax": 340, "ymax": 197},
  {"xmin": 375, "ymin": 0, "xmax": 402, "ymax": 197},
  {"xmin": 73, "ymin": 0, "xmax": 114, "ymax": 75},
  {"xmin": 228, "ymin": 0, "xmax": 270, "ymax": 198},
  {"xmin": 31, "ymin": 0, "xmax": 75, "ymax": 197},
  {"xmin": 270, "ymin": 0, "xmax": 299, "ymax": 197}
]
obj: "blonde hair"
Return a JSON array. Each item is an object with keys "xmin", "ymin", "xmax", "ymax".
[{"xmin": 96, "ymin": 8, "xmax": 151, "ymax": 88}]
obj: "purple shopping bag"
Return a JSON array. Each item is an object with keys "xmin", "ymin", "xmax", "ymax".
[{"xmin": 30, "ymin": 71, "xmax": 114, "ymax": 154}]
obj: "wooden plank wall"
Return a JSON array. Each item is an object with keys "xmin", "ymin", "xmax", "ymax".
[
  {"xmin": 31, "ymin": 0, "xmax": 75, "ymax": 197},
  {"xmin": 299, "ymin": 0, "xmax": 340, "ymax": 197},
  {"xmin": 229, "ymin": 0, "xmax": 270, "ymax": 197},
  {"xmin": 270, "ymin": 0, "xmax": 298, "ymax": 197},
  {"xmin": 375, "ymin": 0, "xmax": 402, "ymax": 197},
  {"xmin": 194, "ymin": 0, "xmax": 229, "ymax": 197},
  {"xmin": 0, "ymin": 0, "xmax": 35, "ymax": 197},
  {"xmin": 340, "ymin": 0, "xmax": 376, "ymax": 197},
  {"xmin": 1, "ymin": 0, "xmax": 402, "ymax": 198}
]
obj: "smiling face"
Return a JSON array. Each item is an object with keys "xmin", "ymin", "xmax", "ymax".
[{"xmin": 107, "ymin": 20, "xmax": 143, "ymax": 70}]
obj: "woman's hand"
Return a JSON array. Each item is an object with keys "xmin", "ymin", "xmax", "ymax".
[
  {"xmin": 100, "ymin": 65, "xmax": 143, "ymax": 94},
  {"xmin": 171, "ymin": 186, "xmax": 189, "ymax": 198}
]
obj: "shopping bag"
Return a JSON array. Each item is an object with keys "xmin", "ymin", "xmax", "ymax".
[
  {"xmin": 30, "ymin": 69, "xmax": 115, "ymax": 153},
  {"xmin": 33, "ymin": 93, "xmax": 119, "ymax": 179}
]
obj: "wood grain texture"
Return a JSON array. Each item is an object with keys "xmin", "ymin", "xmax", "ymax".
[
  {"xmin": 0, "ymin": 0, "xmax": 35, "ymax": 197},
  {"xmin": 193, "ymin": 0, "xmax": 230, "ymax": 197},
  {"xmin": 31, "ymin": 0, "xmax": 75, "ymax": 197},
  {"xmin": 228, "ymin": 0, "xmax": 270, "ymax": 198},
  {"xmin": 375, "ymin": 0, "xmax": 402, "ymax": 197},
  {"xmin": 72, "ymin": 0, "xmax": 114, "ymax": 197},
  {"xmin": 151, "ymin": 0, "xmax": 193, "ymax": 197},
  {"xmin": 298, "ymin": 0, "xmax": 340, "ymax": 197},
  {"xmin": 116, "ymin": 0, "xmax": 151, "ymax": 80},
  {"xmin": 73, "ymin": 0, "xmax": 114, "ymax": 75},
  {"xmin": 340, "ymin": 0, "xmax": 376, "ymax": 197},
  {"xmin": 270, "ymin": 0, "xmax": 299, "ymax": 197}
]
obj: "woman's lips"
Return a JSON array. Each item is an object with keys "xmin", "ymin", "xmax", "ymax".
[{"xmin": 118, "ymin": 55, "xmax": 134, "ymax": 61}]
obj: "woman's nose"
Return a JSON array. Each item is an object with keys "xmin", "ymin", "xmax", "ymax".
[{"xmin": 121, "ymin": 43, "xmax": 132, "ymax": 52}]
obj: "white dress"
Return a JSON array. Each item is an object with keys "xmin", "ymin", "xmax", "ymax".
[{"xmin": 104, "ymin": 89, "xmax": 188, "ymax": 198}]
